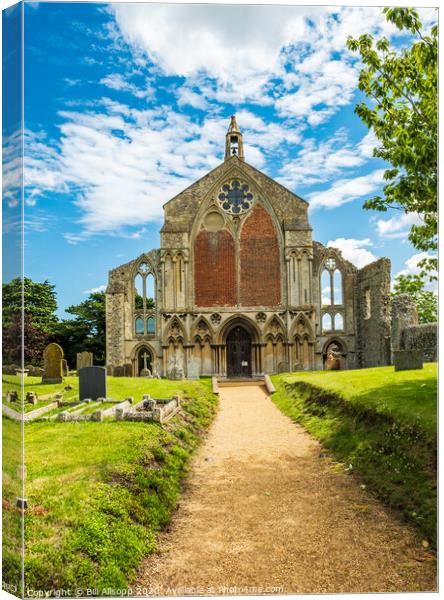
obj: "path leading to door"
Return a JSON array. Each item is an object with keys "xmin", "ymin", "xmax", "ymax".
[{"xmin": 136, "ymin": 384, "xmax": 436, "ymax": 595}]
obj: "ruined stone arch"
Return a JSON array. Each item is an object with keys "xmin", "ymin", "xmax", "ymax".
[{"xmin": 322, "ymin": 337, "xmax": 347, "ymax": 370}]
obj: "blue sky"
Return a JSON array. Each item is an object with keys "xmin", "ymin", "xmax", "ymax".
[{"xmin": 3, "ymin": 2, "xmax": 437, "ymax": 315}]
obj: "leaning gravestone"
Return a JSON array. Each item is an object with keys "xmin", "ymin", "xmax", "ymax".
[
  {"xmin": 79, "ymin": 366, "xmax": 107, "ymax": 401},
  {"xmin": 393, "ymin": 350, "xmax": 423, "ymax": 372},
  {"xmin": 76, "ymin": 351, "xmax": 93, "ymax": 371},
  {"xmin": 187, "ymin": 356, "xmax": 201, "ymax": 380},
  {"xmin": 42, "ymin": 343, "xmax": 64, "ymax": 383}
]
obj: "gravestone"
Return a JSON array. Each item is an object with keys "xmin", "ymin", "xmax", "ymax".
[
  {"xmin": 42, "ymin": 343, "xmax": 64, "ymax": 383},
  {"xmin": 62, "ymin": 359, "xmax": 69, "ymax": 377},
  {"xmin": 26, "ymin": 391, "xmax": 37, "ymax": 405},
  {"xmin": 167, "ymin": 353, "xmax": 184, "ymax": 380},
  {"xmin": 113, "ymin": 366, "xmax": 124, "ymax": 377},
  {"xmin": 76, "ymin": 351, "xmax": 93, "ymax": 371},
  {"xmin": 79, "ymin": 366, "xmax": 107, "ymax": 401},
  {"xmin": 187, "ymin": 356, "xmax": 201, "ymax": 380},
  {"xmin": 277, "ymin": 361, "xmax": 290, "ymax": 374},
  {"xmin": 393, "ymin": 350, "xmax": 423, "ymax": 372}
]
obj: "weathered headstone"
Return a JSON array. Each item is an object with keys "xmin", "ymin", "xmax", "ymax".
[
  {"xmin": 277, "ymin": 361, "xmax": 290, "ymax": 374},
  {"xmin": 187, "ymin": 356, "xmax": 201, "ymax": 380},
  {"xmin": 42, "ymin": 343, "xmax": 64, "ymax": 383},
  {"xmin": 393, "ymin": 350, "xmax": 423, "ymax": 372},
  {"xmin": 76, "ymin": 351, "xmax": 93, "ymax": 371},
  {"xmin": 6, "ymin": 391, "xmax": 18, "ymax": 403},
  {"xmin": 79, "ymin": 366, "xmax": 107, "ymax": 401},
  {"xmin": 26, "ymin": 391, "xmax": 38, "ymax": 405},
  {"xmin": 113, "ymin": 366, "xmax": 124, "ymax": 377},
  {"xmin": 167, "ymin": 353, "xmax": 184, "ymax": 380},
  {"xmin": 62, "ymin": 359, "xmax": 69, "ymax": 377}
]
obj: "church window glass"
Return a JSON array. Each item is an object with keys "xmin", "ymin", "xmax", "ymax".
[
  {"xmin": 135, "ymin": 317, "xmax": 144, "ymax": 334},
  {"xmin": 218, "ymin": 180, "xmax": 254, "ymax": 215},
  {"xmin": 146, "ymin": 316, "xmax": 155, "ymax": 334},
  {"xmin": 334, "ymin": 313, "xmax": 344, "ymax": 330},
  {"xmin": 322, "ymin": 313, "xmax": 332, "ymax": 331}
]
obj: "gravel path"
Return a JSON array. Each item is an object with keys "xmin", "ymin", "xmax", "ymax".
[{"xmin": 136, "ymin": 384, "xmax": 436, "ymax": 595}]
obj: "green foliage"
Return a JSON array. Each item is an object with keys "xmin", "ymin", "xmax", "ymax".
[
  {"xmin": 392, "ymin": 274, "xmax": 437, "ymax": 323},
  {"xmin": 347, "ymin": 8, "xmax": 437, "ymax": 277},
  {"xmin": 2, "ymin": 277, "xmax": 58, "ymax": 331},
  {"xmin": 10, "ymin": 378, "xmax": 218, "ymax": 593},
  {"xmin": 52, "ymin": 292, "xmax": 106, "ymax": 366},
  {"xmin": 2, "ymin": 313, "xmax": 48, "ymax": 365},
  {"xmin": 272, "ymin": 364, "xmax": 437, "ymax": 545}
]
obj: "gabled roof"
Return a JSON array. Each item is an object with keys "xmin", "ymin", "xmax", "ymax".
[{"xmin": 162, "ymin": 156, "xmax": 309, "ymax": 233}]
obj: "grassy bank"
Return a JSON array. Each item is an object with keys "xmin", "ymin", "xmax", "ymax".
[
  {"xmin": 272, "ymin": 364, "xmax": 437, "ymax": 545},
  {"xmin": 3, "ymin": 378, "xmax": 217, "ymax": 595}
]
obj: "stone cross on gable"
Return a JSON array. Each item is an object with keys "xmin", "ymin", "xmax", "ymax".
[{"xmin": 325, "ymin": 258, "xmax": 336, "ymax": 270}]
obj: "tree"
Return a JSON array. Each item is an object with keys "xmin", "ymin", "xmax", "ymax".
[
  {"xmin": 2, "ymin": 277, "xmax": 58, "ymax": 332},
  {"xmin": 392, "ymin": 273, "xmax": 437, "ymax": 324},
  {"xmin": 3, "ymin": 313, "xmax": 48, "ymax": 365},
  {"xmin": 52, "ymin": 292, "xmax": 106, "ymax": 366},
  {"xmin": 347, "ymin": 8, "xmax": 437, "ymax": 277}
]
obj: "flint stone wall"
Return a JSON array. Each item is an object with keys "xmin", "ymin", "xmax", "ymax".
[{"xmin": 402, "ymin": 323, "xmax": 437, "ymax": 362}]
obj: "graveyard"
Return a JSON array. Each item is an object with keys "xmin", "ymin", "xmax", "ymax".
[{"xmin": 2, "ymin": 375, "xmax": 218, "ymax": 592}]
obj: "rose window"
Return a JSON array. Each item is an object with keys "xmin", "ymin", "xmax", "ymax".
[{"xmin": 218, "ymin": 180, "xmax": 254, "ymax": 215}]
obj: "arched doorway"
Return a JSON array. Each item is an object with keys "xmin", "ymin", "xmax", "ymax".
[
  {"xmin": 137, "ymin": 346, "xmax": 153, "ymax": 376},
  {"xmin": 226, "ymin": 326, "xmax": 252, "ymax": 378}
]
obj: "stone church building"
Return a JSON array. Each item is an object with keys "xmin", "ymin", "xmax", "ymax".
[{"xmin": 106, "ymin": 117, "xmax": 391, "ymax": 378}]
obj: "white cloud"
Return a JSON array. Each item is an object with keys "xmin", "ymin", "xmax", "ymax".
[
  {"xmin": 27, "ymin": 105, "xmax": 292, "ymax": 239},
  {"xmin": 109, "ymin": 4, "xmax": 420, "ymax": 119},
  {"xmin": 279, "ymin": 128, "xmax": 368, "ymax": 188},
  {"xmin": 327, "ymin": 238, "xmax": 377, "ymax": 268},
  {"xmin": 358, "ymin": 130, "xmax": 379, "ymax": 159},
  {"xmin": 394, "ymin": 252, "xmax": 437, "ymax": 292},
  {"xmin": 83, "ymin": 285, "xmax": 107, "ymax": 294},
  {"xmin": 308, "ymin": 169, "xmax": 385, "ymax": 210},
  {"xmin": 376, "ymin": 212, "xmax": 422, "ymax": 239},
  {"xmin": 100, "ymin": 73, "xmax": 154, "ymax": 99}
]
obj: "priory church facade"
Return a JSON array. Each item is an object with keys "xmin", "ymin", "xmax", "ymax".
[{"xmin": 106, "ymin": 117, "xmax": 391, "ymax": 378}]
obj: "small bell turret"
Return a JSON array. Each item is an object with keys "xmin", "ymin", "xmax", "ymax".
[{"xmin": 225, "ymin": 115, "xmax": 244, "ymax": 161}]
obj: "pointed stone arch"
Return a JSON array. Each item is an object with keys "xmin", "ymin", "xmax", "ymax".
[{"xmin": 239, "ymin": 203, "xmax": 281, "ymax": 307}]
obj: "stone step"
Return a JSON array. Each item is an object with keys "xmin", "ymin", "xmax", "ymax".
[{"xmin": 218, "ymin": 378, "xmax": 265, "ymax": 387}]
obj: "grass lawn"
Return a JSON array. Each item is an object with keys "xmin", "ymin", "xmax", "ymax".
[
  {"xmin": 2, "ymin": 377, "xmax": 218, "ymax": 595},
  {"xmin": 272, "ymin": 363, "xmax": 437, "ymax": 545}
]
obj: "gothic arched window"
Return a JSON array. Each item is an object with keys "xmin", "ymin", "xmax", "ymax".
[
  {"xmin": 334, "ymin": 313, "xmax": 344, "ymax": 331},
  {"xmin": 321, "ymin": 258, "xmax": 343, "ymax": 307},
  {"xmin": 134, "ymin": 260, "xmax": 156, "ymax": 335},
  {"xmin": 322, "ymin": 313, "xmax": 332, "ymax": 331}
]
